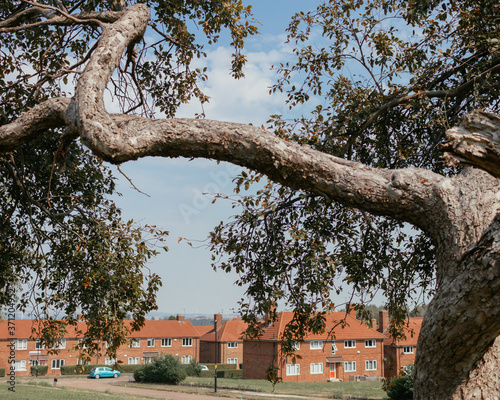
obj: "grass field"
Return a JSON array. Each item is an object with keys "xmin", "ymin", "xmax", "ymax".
[
  {"xmin": 3, "ymin": 380, "xmax": 153, "ymax": 400},
  {"xmin": 163, "ymin": 376, "xmax": 386, "ymax": 399}
]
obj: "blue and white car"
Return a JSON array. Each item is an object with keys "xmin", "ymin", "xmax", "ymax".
[{"xmin": 89, "ymin": 367, "xmax": 121, "ymax": 379}]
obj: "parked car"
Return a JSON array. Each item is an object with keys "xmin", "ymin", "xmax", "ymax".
[
  {"xmin": 89, "ymin": 367, "xmax": 121, "ymax": 379},
  {"xmin": 200, "ymin": 365, "xmax": 209, "ymax": 371}
]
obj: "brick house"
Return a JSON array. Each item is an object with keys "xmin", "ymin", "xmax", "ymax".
[
  {"xmin": 243, "ymin": 309, "xmax": 386, "ymax": 382},
  {"xmin": 377, "ymin": 311, "xmax": 423, "ymax": 378},
  {"xmin": 199, "ymin": 314, "xmax": 248, "ymax": 367},
  {"xmin": 0, "ymin": 316, "xmax": 201, "ymax": 376}
]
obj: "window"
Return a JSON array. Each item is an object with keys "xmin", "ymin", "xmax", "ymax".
[
  {"xmin": 105, "ymin": 358, "xmax": 117, "ymax": 365},
  {"xmin": 77, "ymin": 359, "xmax": 89, "ymax": 366},
  {"xmin": 286, "ymin": 364, "xmax": 300, "ymax": 376},
  {"xmin": 332, "ymin": 342, "xmax": 338, "ymax": 354},
  {"xmin": 344, "ymin": 361, "xmax": 356, "ymax": 372},
  {"xmin": 365, "ymin": 360, "xmax": 377, "ymax": 371},
  {"xmin": 182, "ymin": 338, "xmax": 192, "ymax": 347},
  {"xmin": 14, "ymin": 339, "xmax": 27, "ymax": 350},
  {"xmin": 227, "ymin": 342, "xmax": 238, "ymax": 348},
  {"xmin": 365, "ymin": 339, "xmax": 376, "ymax": 348},
  {"xmin": 344, "ymin": 340, "xmax": 356, "ymax": 348},
  {"xmin": 130, "ymin": 339, "xmax": 140, "ymax": 348},
  {"xmin": 13, "ymin": 360, "xmax": 26, "ymax": 371},
  {"xmin": 147, "ymin": 338, "xmax": 155, "ymax": 347},
  {"xmin": 35, "ymin": 340, "xmax": 45, "ymax": 350},
  {"xmin": 403, "ymin": 346, "xmax": 414, "ymax": 354},
  {"xmin": 161, "ymin": 338, "xmax": 172, "ymax": 347},
  {"xmin": 53, "ymin": 339, "xmax": 66, "ymax": 349},
  {"xmin": 51, "ymin": 359, "xmax": 65, "ymax": 370},
  {"xmin": 292, "ymin": 342, "xmax": 300, "ymax": 350},
  {"xmin": 30, "ymin": 359, "xmax": 47, "ymax": 366},
  {"xmin": 310, "ymin": 340, "xmax": 323, "ymax": 350},
  {"xmin": 310, "ymin": 363, "xmax": 323, "ymax": 374},
  {"xmin": 181, "ymin": 355, "xmax": 192, "ymax": 364},
  {"xmin": 227, "ymin": 358, "xmax": 238, "ymax": 364},
  {"xmin": 144, "ymin": 357, "xmax": 154, "ymax": 364},
  {"xmin": 128, "ymin": 357, "xmax": 140, "ymax": 365}
]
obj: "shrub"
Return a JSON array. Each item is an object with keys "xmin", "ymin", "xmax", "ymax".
[
  {"xmin": 0, "ymin": 368, "xmax": 5, "ymax": 377},
  {"xmin": 117, "ymin": 364, "xmax": 142, "ymax": 373},
  {"xmin": 134, "ymin": 354, "xmax": 186, "ymax": 385},
  {"xmin": 183, "ymin": 360, "xmax": 202, "ymax": 377},
  {"xmin": 60, "ymin": 364, "xmax": 106, "ymax": 375},
  {"xmin": 385, "ymin": 364, "xmax": 414, "ymax": 400},
  {"xmin": 30, "ymin": 365, "xmax": 48, "ymax": 376}
]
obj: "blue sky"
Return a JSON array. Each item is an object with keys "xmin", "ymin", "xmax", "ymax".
[{"xmin": 109, "ymin": 0, "xmax": 355, "ymax": 317}]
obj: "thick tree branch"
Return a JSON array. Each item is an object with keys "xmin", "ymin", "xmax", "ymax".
[{"xmin": 442, "ymin": 110, "xmax": 500, "ymax": 178}]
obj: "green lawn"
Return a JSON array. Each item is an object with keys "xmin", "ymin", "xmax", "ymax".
[
  {"xmin": 178, "ymin": 377, "xmax": 385, "ymax": 399},
  {"xmin": 3, "ymin": 381, "xmax": 153, "ymax": 400}
]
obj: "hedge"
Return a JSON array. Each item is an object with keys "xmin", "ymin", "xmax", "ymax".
[
  {"xmin": 0, "ymin": 368, "xmax": 5, "ymax": 377},
  {"xmin": 200, "ymin": 369, "xmax": 242, "ymax": 378},
  {"xmin": 30, "ymin": 365, "xmax": 48, "ymax": 376},
  {"xmin": 60, "ymin": 364, "xmax": 106, "ymax": 375}
]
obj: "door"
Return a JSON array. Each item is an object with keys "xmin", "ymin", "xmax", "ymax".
[{"xmin": 329, "ymin": 363, "xmax": 336, "ymax": 379}]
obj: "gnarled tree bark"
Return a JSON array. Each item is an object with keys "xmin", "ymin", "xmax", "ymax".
[{"xmin": 1, "ymin": 4, "xmax": 499, "ymax": 399}]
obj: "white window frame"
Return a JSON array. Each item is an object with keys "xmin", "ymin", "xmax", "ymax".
[
  {"xmin": 310, "ymin": 362, "xmax": 323, "ymax": 374},
  {"xmin": 128, "ymin": 357, "xmax": 140, "ymax": 365},
  {"xmin": 14, "ymin": 339, "xmax": 27, "ymax": 350},
  {"xmin": 332, "ymin": 342, "xmax": 338, "ymax": 354},
  {"xmin": 344, "ymin": 361, "xmax": 356, "ymax": 372},
  {"xmin": 310, "ymin": 340, "xmax": 323, "ymax": 350},
  {"xmin": 144, "ymin": 357, "xmax": 154, "ymax": 364},
  {"xmin": 182, "ymin": 338, "xmax": 193, "ymax": 347},
  {"xmin": 147, "ymin": 338, "xmax": 155, "ymax": 347},
  {"xmin": 130, "ymin": 339, "xmax": 141, "ymax": 348},
  {"xmin": 403, "ymin": 346, "xmax": 414, "ymax": 354},
  {"xmin": 227, "ymin": 358, "xmax": 238, "ymax": 364},
  {"xmin": 227, "ymin": 342, "xmax": 238, "ymax": 348},
  {"xmin": 53, "ymin": 339, "xmax": 66, "ymax": 349},
  {"xmin": 365, "ymin": 339, "xmax": 376, "ymax": 348},
  {"xmin": 181, "ymin": 355, "xmax": 192, "ymax": 364},
  {"xmin": 344, "ymin": 340, "xmax": 356, "ymax": 348},
  {"xmin": 286, "ymin": 364, "xmax": 300, "ymax": 376},
  {"xmin": 161, "ymin": 338, "xmax": 172, "ymax": 347},
  {"xmin": 105, "ymin": 358, "xmax": 117, "ymax": 365},
  {"xmin": 35, "ymin": 340, "xmax": 45, "ymax": 350},
  {"xmin": 292, "ymin": 342, "xmax": 301, "ymax": 351},
  {"xmin": 51, "ymin": 359, "xmax": 65, "ymax": 370},
  {"xmin": 13, "ymin": 360, "xmax": 27, "ymax": 371},
  {"xmin": 365, "ymin": 360, "xmax": 377, "ymax": 371}
]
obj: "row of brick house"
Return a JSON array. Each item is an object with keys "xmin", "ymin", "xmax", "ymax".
[{"xmin": 0, "ymin": 309, "xmax": 421, "ymax": 381}]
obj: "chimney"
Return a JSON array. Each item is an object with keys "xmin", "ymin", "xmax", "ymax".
[
  {"xmin": 371, "ymin": 318, "xmax": 377, "ymax": 329},
  {"xmin": 378, "ymin": 311, "xmax": 389, "ymax": 333},
  {"xmin": 176, "ymin": 315, "xmax": 184, "ymax": 322},
  {"xmin": 345, "ymin": 303, "xmax": 356, "ymax": 318},
  {"xmin": 214, "ymin": 313, "xmax": 222, "ymax": 330},
  {"xmin": 264, "ymin": 306, "xmax": 276, "ymax": 325}
]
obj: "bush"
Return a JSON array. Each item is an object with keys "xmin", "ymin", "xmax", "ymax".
[
  {"xmin": 134, "ymin": 354, "xmax": 186, "ymax": 385},
  {"xmin": 183, "ymin": 360, "xmax": 202, "ymax": 377},
  {"xmin": 0, "ymin": 368, "xmax": 5, "ymax": 377},
  {"xmin": 385, "ymin": 364, "xmax": 414, "ymax": 400},
  {"xmin": 30, "ymin": 365, "xmax": 48, "ymax": 376},
  {"xmin": 117, "ymin": 364, "xmax": 142, "ymax": 373}
]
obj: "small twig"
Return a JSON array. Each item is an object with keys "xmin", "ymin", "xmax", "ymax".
[{"xmin": 117, "ymin": 165, "xmax": 151, "ymax": 197}]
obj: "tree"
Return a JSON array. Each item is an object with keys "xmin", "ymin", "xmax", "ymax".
[{"xmin": 0, "ymin": 1, "xmax": 499, "ymax": 399}]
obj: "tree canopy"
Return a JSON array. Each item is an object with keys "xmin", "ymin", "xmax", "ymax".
[{"xmin": 1, "ymin": 1, "xmax": 499, "ymax": 398}]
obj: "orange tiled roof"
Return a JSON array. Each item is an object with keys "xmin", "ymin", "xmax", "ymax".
[
  {"xmin": 0, "ymin": 319, "xmax": 201, "ymax": 340},
  {"xmin": 201, "ymin": 318, "xmax": 248, "ymax": 342},
  {"xmin": 194, "ymin": 325, "xmax": 213, "ymax": 336},
  {"xmin": 392, "ymin": 317, "xmax": 423, "ymax": 346},
  {"xmin": 254, "ymin": 312, "xmax": 386, "ymax": 342}
]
